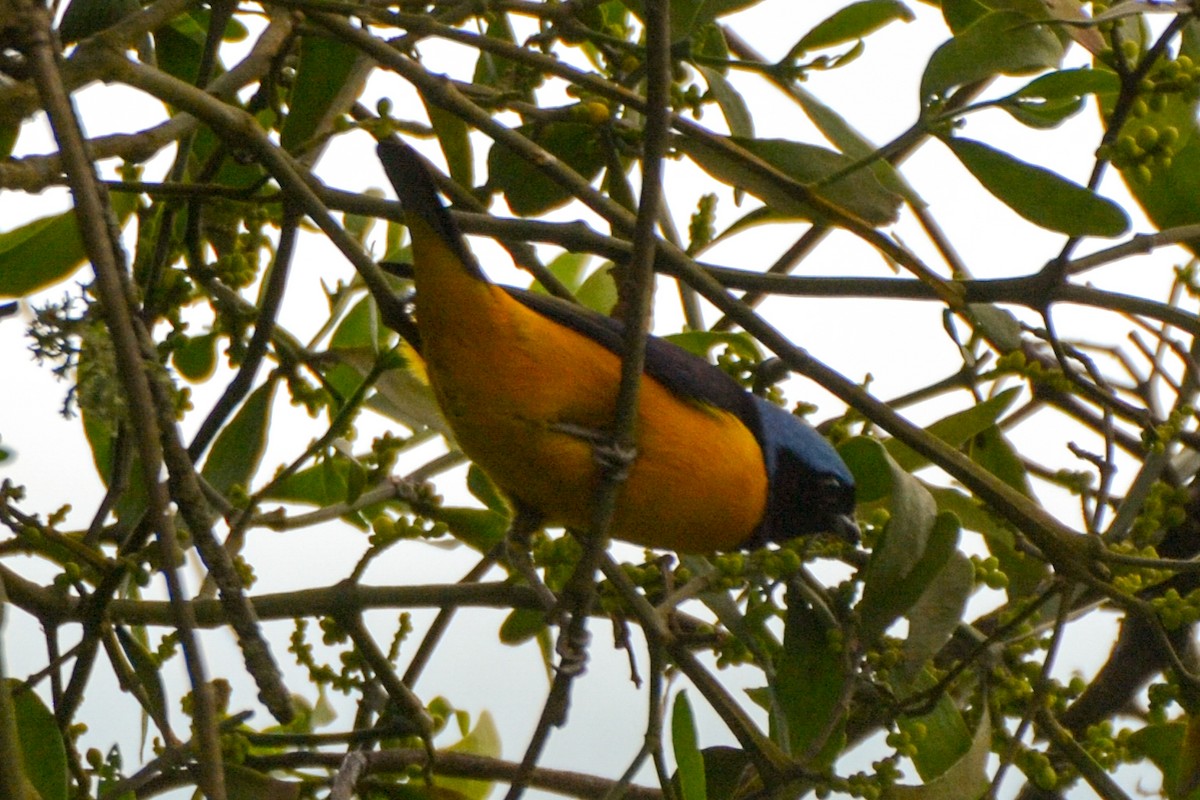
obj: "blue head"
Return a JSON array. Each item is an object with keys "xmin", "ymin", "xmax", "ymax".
[{"xmin": 748, "ymin": 397, "xmax": 857, "ymax": 546}]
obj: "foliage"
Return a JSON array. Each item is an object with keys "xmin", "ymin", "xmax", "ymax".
[{"xmin": 0, "ymin": 1, "xmax": 1199, "ymax": 799}]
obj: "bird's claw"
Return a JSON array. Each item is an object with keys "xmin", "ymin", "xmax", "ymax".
[
  {"xmin": 554, "ymin": 626, "xmax": 591, "ymax": 677},
  {"xmin": 549, "ymin": 422, "xmax": 637, "ymax": 481}
]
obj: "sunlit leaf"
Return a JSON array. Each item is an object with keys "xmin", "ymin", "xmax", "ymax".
[
  {"xmin": 530, "ymin": 251, "xmax": 592, "ymax": 294},
  {"xmin": 437, "ymin": 712, "xmax": 501, "ymax": 800},
  {"xmin": 665, "ymin": 330, "xmax": 763, "ymax": 363},
  {"xmin": 574, "ymin": 263, "xmax": 618, "ymax": 314}
]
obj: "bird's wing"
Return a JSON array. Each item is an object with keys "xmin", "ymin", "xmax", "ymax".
[{"xmin": 508, "ymin": 288, "xmax": 759, "ymax": 424}]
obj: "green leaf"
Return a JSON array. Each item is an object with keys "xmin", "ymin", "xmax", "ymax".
[
  {"xmin": 263, "ymin": 454, "xmax": 364, "ymax": 524},
  {"xmin": 437, "ymin": 712, "xmax": 501, "ymax": 800},
  {"xmin": 172, "ymin": 332, "xmax": 218, "ymax": 382},
  {"xmin": 895, "ymin": 672, "xmax": 975, "ymax": 783},
  {"xmin": 672, "ymin": 692, "xmax": 707, "ymax": 800},
  {"xmin": 775, "ymin": 586, "xmax": 847, "ymax": 769},
  {"xmin": 279, "ymin": 34, "xmax": 362, "ymax": 153},
  {"xmin": 427, "ymin": 100, "xmax": 474, "ymax": 189},
  {"xmin": 82, "ymin": 406, "xmax": 149, "ymax": 525},
  {"xmin": 968, "ymin": 304, "xmax": 1022, "ymax": 351},
  {"xmin": 530, "ymin": 251, "xmax": 592, "ymax": 294},
  {"xmin": 331, "ymin": 294, "xmax": 391, "ymax": 351},
  {"xmin": 499, "ymin": 608, "xmax": 547, "ymax": 644},
  {"xmin": 790, "ymin": 83, "xmax": 921, "ymax": 206},
  {"xmin": 488, "ymin": 123, "xmax": 606, "ymax": 216},
  {"xmin": 151, "ymin": 8, "xmax": 245, "ymax": 86},
  {"xmin": 338, "ymin": 345, "xmax": 448, "ymax": 434},
  {"xmin": 791, "ymin": 0, "xmax": 914, "ymax": 56},
  {"xmin": 59, "ymin": 0, "xmax": 141, "ymax": 42},
  {"xmin": 888, "ymin": 707, "xmax": 991, "ymax": 800},
  {"xmin": 473, "ymin": 14, "xmax": 529, "ymax": 99},
  {"xmin": 677, "ymin": 135, "xmax": 902, "ymax": 226},
  {"xmin": 967, "ymin": 425, "xmax": 1032, "ymax": 496},
  {"xmin": 939, "ymin": 0, "xmax": 989, "ymax": 33},
  {"xmin": 8, "ymin": 681, "xmax": 68, "ymax": 800},
  {"xmin": 0, "ymin": 121, "xmax": 17, "ymax": 160},
  {"xmin": 467, "ymin": 464, "xmax": 510, "ymax": 516},
  {"xmin": 1098, "ymin": 46, "xmax": 1200, "ymax": 256},
  {"xmin": 114, "ymin": 626, "xmax": 169, "ymax": 734},
  {"xmin": 846, "ymin": 438, "xmax": 956, "ymax": 642},
  {"xmin": 943, "ymin": 135, "xmax": 1129, "ymax": 236},
  {"xmin": 998, "ymin": 69, "xmax": 1118, "ymax": 128},
  {"xmin": 862, "ymin": 510, "xmax": 961, "ymax": 645},
  {"xmin": 620, "ymin": 0, "xmax": 767, "ymax": 39},
  {"xmin": 901, "ymin": 547, "xmax": 972, "ymax": 678},
  {"xmin": 665, "ymin": 330, "xmax": 763, "ymax": 363},
  {"xmin": 0, "ymin": 192, "xmax": 137, "ymax": 299},
  {"xmin": 201, "ymin": 380, "xmax": 275, "ymax": 496},
  {"xmin": 698, "ymin": 66, "xmax": 754, "ymax": 138},
  {"xmin": 430, "ymin": 506, "xmax": 509, "ymax": 553},
  {"xmin": 188, "ymin": 111, "xmax": 272, "ymax": 190},
  {"xmin": 1127, "ymin": 719, "xmax": 1200, "ymax": 800},
  {"xmin": 928, "ymin": 485, "xmax": 1048, "ymax": 598},
  {"xmin": 886, "ymin": 387, "xmax": 1021, "ymax": 472},
  {"xmin": 224, "ymin": 764, "xmax": 301, "ymax": 800},
  {"xmin": 837, "ymin": 436, "xmax": 894, "ymax": 504},
  {"xmin": 921, "ymin": 10, "xmax": 1064, "ymax": 101},
  {"xmin": 574, "ymin": 263, "xmax": 618, "ymax": 315},
  {"xmin": 694, "ymin": 748, "xmax": 752, "ymax": 800}
]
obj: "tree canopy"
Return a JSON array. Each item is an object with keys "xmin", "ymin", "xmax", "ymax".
[{"xmin": 2, "ymin": 1, "xmax": 1200, "ymax": 799}]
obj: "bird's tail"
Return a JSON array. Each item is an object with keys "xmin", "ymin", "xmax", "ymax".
[{"xmin": 377, "ymin": 139, "xmax": 486, "ymax": 281}]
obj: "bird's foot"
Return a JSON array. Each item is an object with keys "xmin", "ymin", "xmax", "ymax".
[
  {"xmin": 553, "ymin": 623, "xmax": 591, "ymax": 677},
  {"xmin": 549, "ymin": 422, "xmax": 637, "ymax": 482}
]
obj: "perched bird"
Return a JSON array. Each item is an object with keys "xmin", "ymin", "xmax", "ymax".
[{"xmin": 377, "ymin": 140, "xmax": 856, "ymax": 552}]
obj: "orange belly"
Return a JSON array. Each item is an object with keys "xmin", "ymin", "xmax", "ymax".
[{"xmin": 419, "ymin": 283, "xmax": 768, "ymax": 552}]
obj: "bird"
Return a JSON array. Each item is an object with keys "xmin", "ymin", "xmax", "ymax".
[{"xmin": 376, "ymin": 139, "xmax": 857, "ymax": 553}]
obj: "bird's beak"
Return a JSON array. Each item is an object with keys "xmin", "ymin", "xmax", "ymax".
[{"xmin": 830, "ymin": 514, "xmax": 860, "ymax": 544}]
